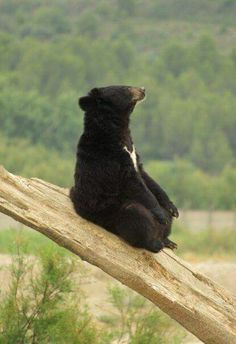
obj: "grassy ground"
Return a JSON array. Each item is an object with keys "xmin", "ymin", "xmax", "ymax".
[
  {"xmin": 0, "ymin": 227, "xmax": 68, "ymax": 256},
  {"xmin": 0, "ymin": 225, "xmax": 235, "ymax": 261},
  {"xmin": 172, "ymin": 225, "xmax": 236, "ymax": 261}
]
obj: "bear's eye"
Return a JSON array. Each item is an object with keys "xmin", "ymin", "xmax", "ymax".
[{"xmin": 97, "ymin": 97, "xmax": 112, "ymax": 106}]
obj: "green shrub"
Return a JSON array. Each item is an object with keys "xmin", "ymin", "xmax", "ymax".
[
  {"xmin": 0, "ymin": 244, "xmax": 101, "ymax": 344},
  {"xmin": 101, "ymin": 285, "xmax": 184, "ymax": 344},
  {"xmin": 0, "ymin": 232, "xmax": 185, "ymax": 343}
]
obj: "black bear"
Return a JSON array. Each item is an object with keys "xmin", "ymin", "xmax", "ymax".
[{"xmin": 70, "ymin": 85, "xmax": 179, "ymax": 253}]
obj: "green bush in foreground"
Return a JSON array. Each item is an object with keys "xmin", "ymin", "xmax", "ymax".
[
  {"xmin": 0, "ymin": 234, "xmax": 184, "ymax": 344},
  {"xmin": 0, "ymin": 247, "xmax": 100, "ymax": 344},
  {"xmin": 101, "ymin": 286, "xmax": 184, "ymax": 344}
]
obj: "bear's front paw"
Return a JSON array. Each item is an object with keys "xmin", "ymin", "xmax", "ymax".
[
  {"xmin": 163, "ymin": 238, "xmax": 178, "ymax": 250},
  {"xmin": 165, "ymin": 201, "xmax": 179, "ymax": 218},
  {"xmin": 151, "ymin": 208, "xmax": 169, "ymax": 225}
]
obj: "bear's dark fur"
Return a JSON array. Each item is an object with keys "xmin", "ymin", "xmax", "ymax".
[{"xmin": 70, "ymin": 86, "xmax": 179, "ymax": 252}]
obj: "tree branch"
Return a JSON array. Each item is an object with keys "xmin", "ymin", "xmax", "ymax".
[{"xmin": 0, "ymin": 166, "xmax": 235, "ymax": 344}]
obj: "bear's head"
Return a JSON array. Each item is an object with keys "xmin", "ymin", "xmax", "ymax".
[{"xmin": 79, "ymin": 85, "xmax": 145, "ymax": 116}]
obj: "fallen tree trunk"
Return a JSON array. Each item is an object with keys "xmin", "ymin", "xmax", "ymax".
[{"xmin": 0, "ymin": 166, "xmax": 235, "ymax": 344}]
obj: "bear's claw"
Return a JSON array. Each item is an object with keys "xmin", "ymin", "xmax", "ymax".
[
  {"xmin": 167, "ymin": 202, "xmax": 179, "ymax": 218},
  {"xmin": 163, "ymin": 238, "xmax": 178, "ymax": 250}
]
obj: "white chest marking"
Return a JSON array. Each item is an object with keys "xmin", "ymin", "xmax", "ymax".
[{"xmin": 124, "ymin": 145, "xmax": 138, "ymax": 171}]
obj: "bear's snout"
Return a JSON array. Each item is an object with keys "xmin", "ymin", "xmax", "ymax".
[{"xmin": 129, "ymin": 87, "xmax": 145, "ymax": 102}]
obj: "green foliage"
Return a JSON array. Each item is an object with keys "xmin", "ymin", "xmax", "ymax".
[
  {"xmin": 0, "ymin": 232, "xmax": 185, "ymax": 343},
  {"xmin": 146, "ymin": 159, "xmax": 236, "ymax": 209},
  {"xmin": 101, "ymin": 285, "xmax": 184, "ymax": 344},
  {"xmin": 0, "ymin": 0, "xmax": 235, "ymax": 209},
  {"xmin": 172, "ymin": 224, "xmax": 236, "ymax": 258},
  {"xmin": 1, "ymin": 36, "xmax": 236, "ymax": 169},
  {"xmin": 0, "ymin": 228, "xmax": 68, "ymax": 255},
  {"xmin": 0, "ymin": 135, "xmax": 74, "ymax": 187},
  {"xmin": 0, "ymin": 242, "xmax": 100, "ymax": 344},
  {"xmin": 1, "ymin": 9, "xmax": 234, "ymax": 343}
]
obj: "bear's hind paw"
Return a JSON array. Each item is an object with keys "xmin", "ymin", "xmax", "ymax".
[{"xmin": 146, "ymin": 239, "xmax": 164, "ymax": 253}]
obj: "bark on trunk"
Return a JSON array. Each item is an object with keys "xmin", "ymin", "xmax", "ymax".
[{"xmin": 0, "ymin": 166, "xmax": 235, "ymax": 344}]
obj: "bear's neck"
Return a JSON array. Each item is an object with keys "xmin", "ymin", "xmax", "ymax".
[{"xmin": 83, "ymin": 110, "xmax": 131, "ymax": 146}]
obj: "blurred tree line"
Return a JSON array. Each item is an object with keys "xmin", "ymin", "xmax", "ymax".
[{"xmin": 0, "ymin": 0, "xmax": 236, "ymax": 209}]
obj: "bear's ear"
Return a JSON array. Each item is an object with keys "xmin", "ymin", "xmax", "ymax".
[{"xmin": 78, "ymin": 96, "xmax": 96, "ymax": 111}]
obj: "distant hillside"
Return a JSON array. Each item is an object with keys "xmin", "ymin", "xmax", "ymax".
[
  {"xmin": 0, "ymin": 0, "xmax": 236, "ymax": 209},
  {"xmin": 0, "ymin": 0, "xmax": 236, "ymax": 52}
]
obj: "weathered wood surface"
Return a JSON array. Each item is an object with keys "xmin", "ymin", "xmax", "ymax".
[{"xmin": 0, "ymin": 166, "xmax": 236, "ymax": 344}]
